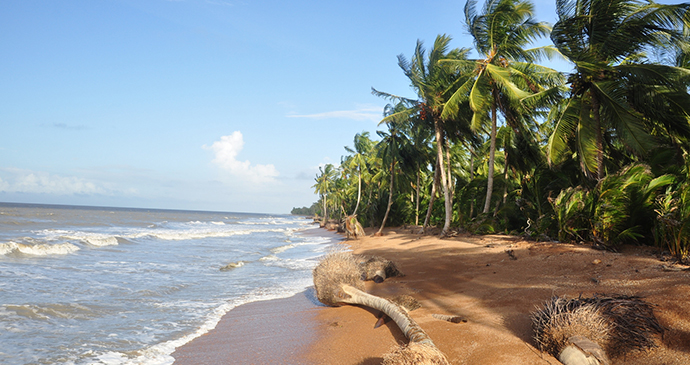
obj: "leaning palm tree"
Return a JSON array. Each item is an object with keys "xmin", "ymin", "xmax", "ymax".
[
  {"xmin": 547, "ymin": 0, "xmax": 690, "ymax": 180},
  {"xmin": 373, "ymin": 34, "xmax": 473, "ymax": 236},
  {"xmin": 375, "ymin": 107, "xmax": 414, "ymax": 236},
  {"xmin": 312, "ymin": 164, "xmax": 337, "ymax": 225},
  {"xmin": 344, "ymin": 132, "xmax": 375, "ymax": 216},
  {"xmin": 313, "ymin": 252, "xmax": 448, "ymax": 364},
  {"xmin": 455, "ymin": 0, "xmax": 559, "ymax": 214}
]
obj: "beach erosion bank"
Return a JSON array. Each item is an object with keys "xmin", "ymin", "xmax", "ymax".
[{"xmin": 173, "ymin": 226, "xmax": 690, "ymax": 365}]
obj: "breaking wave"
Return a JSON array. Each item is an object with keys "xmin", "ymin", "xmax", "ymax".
[{"xmin": 0, "ymin": 241, "xmax": 80, "ymax": 256}]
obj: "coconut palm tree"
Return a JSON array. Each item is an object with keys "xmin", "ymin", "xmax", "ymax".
[
  {"xmin": 376, "ymin": 106, "xmax": 414, "ymax": 235},
  {"xmin": 312, "ymin": 164, "xmax": 337, "ymax": 225},
  {"xmin": 343, "ymin": 132, "xmax": 375, "ymax": 216},
  {"xmin": 547, "ymin": 0, "xmax": 690, "ymax": 180},
  {"xmin": 454, "ymin": 0, "xmax": 559, "ymax": 215},
  {"xmin": 373, "ymin": 34, "xmax": 473, "ymax": 236}
]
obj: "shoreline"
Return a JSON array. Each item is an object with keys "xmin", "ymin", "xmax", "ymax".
[
  {"xmin": 171, "ymin": 290, "xmax": 324, "ymax": 365},
  {"xmin": 174, "ymin": 226, "xmax": 690, "ymax": 364},
  {"xmin": 171, "ymin": 224, "xmax": 341, "ymax": 365}
]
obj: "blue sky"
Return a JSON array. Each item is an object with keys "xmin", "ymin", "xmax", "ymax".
[{"xmin": 1, "ymin": 0, "xmax": 568, "ymax": 214}]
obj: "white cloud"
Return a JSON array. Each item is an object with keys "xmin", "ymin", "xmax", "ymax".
[
  {"xmin": 287, "ymin": 106, "xmax": 383, "ymax": 123},
  {"xmin": 0, "ymin": 168, "xmax": 108, "ymax": 195},
  {"xmin": 204, "ymin": 131, "xmax": 279, "ymax": 183}
]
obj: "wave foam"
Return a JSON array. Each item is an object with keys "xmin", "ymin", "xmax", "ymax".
[{"xmin": 0, "ymin": 241, "xmax": 80, "ymax": 256}]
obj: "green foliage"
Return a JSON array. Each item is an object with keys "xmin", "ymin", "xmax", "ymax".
[
  {"xmin": 549, "ymin": 164, "xmax": 675, "ymax": 248},
  {"xmin": 290, "ymin": 202, "xmax": 319, "ymax": 216},
  {"xmin": 304, "ymin": 0, "xmax": 690, "ymax": 245},
  {"xmin": 550, "ymin": 187, "xmax": 588, "ymax": 242},
  {"xmin": 654, "ymin": 182, "xmax": 690, "ymax": 262}
]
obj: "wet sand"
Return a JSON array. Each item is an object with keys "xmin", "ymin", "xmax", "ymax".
[
  {"xmin": 171, "ymin": 290, "xmax": 322, "ymax": 365},
  {"xmin": 173, "ymin": 227, "xmax": 690, "ymax": 364}
]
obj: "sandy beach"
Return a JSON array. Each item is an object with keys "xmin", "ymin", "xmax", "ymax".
[{"xmin": 172, "ymin": 226, "xmax": 690, "ymax": 364}]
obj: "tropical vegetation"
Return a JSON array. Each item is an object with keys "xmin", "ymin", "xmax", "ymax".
[{"xmin": 298, "ymin": 0, "xmax": 690, "ymax": 263}]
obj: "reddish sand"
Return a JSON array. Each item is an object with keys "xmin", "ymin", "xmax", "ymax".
[{"xmin": 173, "ymin": 227, "xmax": 690, "ymax": 365}]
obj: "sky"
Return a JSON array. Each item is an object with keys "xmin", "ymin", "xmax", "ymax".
[{"xmin": 0, "ymin": 0, "xmax": 570, "ymax": 214}]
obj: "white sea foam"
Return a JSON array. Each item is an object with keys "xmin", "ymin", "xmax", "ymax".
[
  {"xmin": 97, "ymin": 286, "xmax": 313, "ymax": 365},
  {"xmin": 0, "ymin": 241, "xmax": 80, "ymax": 256},
  {"xmin": 82, "ymin": 236, "xmax": 119, "ymax": 247},
  {"xmin": 270, "ymin": 243, "xmax": 296, "ymax": 254},
  {"xmin": 258, "ymin": 254, "xmax": 278, "ymax": 262}
]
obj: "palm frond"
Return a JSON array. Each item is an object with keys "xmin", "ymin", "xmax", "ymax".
[{"xmin": 484, "ymin": 63, "xmax": 531, "ymax": 101}]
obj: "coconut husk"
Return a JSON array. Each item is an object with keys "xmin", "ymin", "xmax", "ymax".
[{"xmin": 358, "ymin": 255, "xmax": 404, "ymax": 283}]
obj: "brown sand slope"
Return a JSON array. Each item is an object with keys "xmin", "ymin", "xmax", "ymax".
[{"xmin": 307, "ymin": 227, "xmax": 690, "ymax": 365}]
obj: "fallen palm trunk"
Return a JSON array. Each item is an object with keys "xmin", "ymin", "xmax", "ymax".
[
  {"xmin": 375, "ymin": 294, "xmax": 422, "ymax": 328},
  {"xmin": 531, "ymin": 294, "xmax": 662, "ymax": 365},
  {"xmin": 313, "ymin": 252, "xmax": 448, "ymax": 364}
]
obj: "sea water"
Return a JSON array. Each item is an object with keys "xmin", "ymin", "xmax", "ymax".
[{"xmin": 0, "ymin": 203, "xmax": 339, "ymax": 365}]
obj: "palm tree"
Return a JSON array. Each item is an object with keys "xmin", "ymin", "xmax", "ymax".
[
  {"xmin": 456, "ymin": 0, "xmax": 558, "ymax": 215},
  {"xmin": 547, "ymin": 0, "xmax": 690, "ymax": 180},
  {"xmin": 373, "ymin": 34, "xmax": 472, "ymax": 236},
  {"xmin": 343, "ymin": 132, "xmax": 375, "ymax": 216},
  {"xmin": 376, "ymin": 105, "xmax": 413, "ymax": 235},
  {"xmin": 312, "ymin": 164, "xmax": 337, "ymax": 226}
]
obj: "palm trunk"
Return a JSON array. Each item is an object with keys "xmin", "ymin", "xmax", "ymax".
[
  {"xmin": 353, "ymin": 165, "xmax": 362, "ymax": 215},
  {"xmin": 469, "ymin": 148, "xmax": 475, "ymax": 220},
  {"xmin": 495, "ymin": 150, "xmax": 509, "ymax": 217},
  {"xmin": 483, "ymin": 94, "xmax": 498, "ymax": 214},
  {"xmin": 377, "ymin": 162, "xmax": 395, "ymax": 235},
  {"xmin": 591, "ymin": 93, "xmax": 605, "ymax": 181},
  {"xmin": 557, "ymin": 336, "xmax": 607, "ymax": 365},
  {"xmin": 434, "ymin": 120, "xmax": 452, "ymax": 235},
  {"xmin": 415, "ymin": 170, "xmax": 421, "ymax": 226},
  {"xmin": 502, "ymin": 150, "xmax": 509, "ymax": 205},
  {"xmin": 422, "ymin": 162, "xmax": 440, "ymax": 233},
  {"xmin": 321, "ymin": 194, "xmax": 328, "ymax": 227},
  {"xmin": 340, "ymin": 284, "xmax": 435, "ymax": 346},
  {"xmin": 445, "ymin": 138, "xmax": 454, "ymax": 215}
]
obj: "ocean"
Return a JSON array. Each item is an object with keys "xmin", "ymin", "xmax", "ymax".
[{"xmin": 0, "ymin": 202, "xmax": 339, "ymax": 365}]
